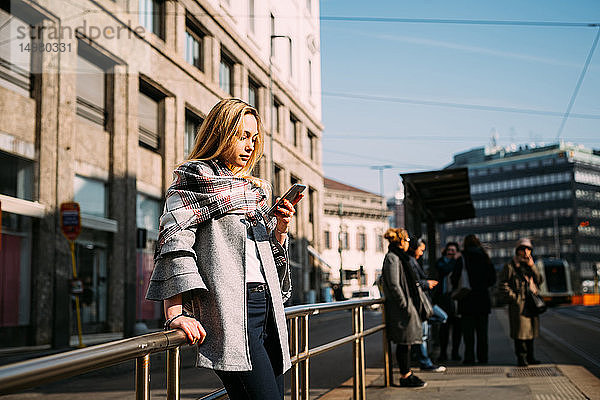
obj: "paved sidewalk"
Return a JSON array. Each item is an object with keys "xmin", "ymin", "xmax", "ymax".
[
  {"xmin": 318, "ymin": 307, "xmax": 600, "ymax": 400},
  {"xmin": 318, "ymin": 364, "xmax": 600, "ymax": 400}
]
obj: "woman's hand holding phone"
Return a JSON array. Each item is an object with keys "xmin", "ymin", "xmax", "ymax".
[{"xmin": 273, "ymin": 195, "xmax": 303, "ymax": 245}]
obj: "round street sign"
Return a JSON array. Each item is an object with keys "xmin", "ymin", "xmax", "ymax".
[{"xmin": 60, "ymin": 202, "xmax": 81, "ymax": 241}]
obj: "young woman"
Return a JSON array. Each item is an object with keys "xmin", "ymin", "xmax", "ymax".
[
  {"xmin": 500, "ymin": 238, "xmax": 543, "ymax": 366},
  {"xmin": 146, "ymin": 98, "xmax": 298, "ymax": 400},
  {"xmin": 407, "ymin": 238, "xmax": 447, "ymax": 372},
  {"xmin": 380, "ymin": 228, "xmax": 426, "ymax": 388}
]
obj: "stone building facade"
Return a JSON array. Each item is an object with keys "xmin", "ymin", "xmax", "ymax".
[
  {"xmin": 321, "ymin": 178, "xmax": 390, "ymax": 300},
  {"xmin": 0, "ymin": 0, "xmax": 323, "ymax": 347}
]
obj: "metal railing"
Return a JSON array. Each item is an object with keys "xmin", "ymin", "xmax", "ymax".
[{"xmin": 0, "ymin": 297, "xmax": 390, "ymax": 399}]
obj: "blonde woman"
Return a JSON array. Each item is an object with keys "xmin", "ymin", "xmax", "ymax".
[
  {"xmin": 380, "ymin": 228, "xmax": 426, "ymax": 388},
  {"xmin": 146, "ymin": 98, "xmax": 298, "ymax": 399}
]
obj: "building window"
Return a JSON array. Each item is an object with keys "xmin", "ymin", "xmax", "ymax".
[
  {"xmin": 273, "ymin": 164, "xmax": 283, "ymax": 197},
  {"xmin": 76, "ymin": 52, "xmax": 107, "ymax": 127},
  {"xmin": 306, "ymin": 0, "xmax": 312, "ymax": 13},
  {"xmin": 0, "ymin": 151, "xmax": 34, "ymax": 201},
  {"xmin": 248, "ymin": 77, "xmax": 259, "ymax": 108},
  {"xmin": 324, "ymin": 230, "xmax": 331, "ymax": 249},
  {"xmin": 138, "ymin": 81, "xmax": 163, "ymax": 151},
  {"xmin": 340, "ymin": 231, "xmax": 349, "ymax": 250},
  {"xmin": 289, "ymin": 113, "xmax": 299, "ymax": 146},
  {"xmin": 0, "ymin": 7, "xmax": 31, "ymax": 96},
  {"xmin": 139, "ymin": 0, "xmax": 165, "ymax": 39},
  {"xmin": 219, "ymin": 52, "xmax": 234, "ymax": 95},
  {"xmin": 74, "ymin": 175, "xmax": 108, "ymax": 218},
  {"xmin": 136, "ymin": 193, "xmax": 161, "ymax": 232},
  {"xmin": 357, "ymin": 232, "xmax": 366, "ymax": 251},
  {"xmin": 248, "ymin": 0, "xmax": 255, "ymax": 34},
  {"xmin": 308, "ymin": 187, "xmax": 316, "ymax": 223},
  {"xmin": 307, "ymin": 130, "xmax": 316, "ymax": 160},
  {"xmin": 185, "ymin": 109, "xmax": 203, "ymax": 157},
  {"xmin": 376, "ymin": 233, "xmax": 384, "ymax": 252},
  {"xmin": 185, "ymin": 19, "xmax": 204, "ymax": 71},
  {"xmin": 273, "ymin": 98, "xmax": 282, "ymax": 133}
]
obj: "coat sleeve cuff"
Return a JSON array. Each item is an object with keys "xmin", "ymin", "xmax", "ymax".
[{"xmin": 145, "ymin": 254, "xmax": 207, "ymax": 301}]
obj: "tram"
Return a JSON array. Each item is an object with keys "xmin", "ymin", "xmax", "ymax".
[{"xmin": 537, "ymin": 258, "xmax": 574, "ymax": 305}]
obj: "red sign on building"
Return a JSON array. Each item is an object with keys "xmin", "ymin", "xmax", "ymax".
[{"xmin": 60, "ymin": 202, "xmax": 81, "ymax": 241}]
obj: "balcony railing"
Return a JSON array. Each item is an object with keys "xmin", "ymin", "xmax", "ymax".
[{"xmin": 0, "ymin": 297, "xmax": 390, "ymax": 400}]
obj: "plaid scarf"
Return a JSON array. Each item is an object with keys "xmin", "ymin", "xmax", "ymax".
[{"xmin": 155, "ymin": 159, "xmax": 275, "ymax": 260}]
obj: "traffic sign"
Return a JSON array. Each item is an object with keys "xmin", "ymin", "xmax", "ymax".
[{"xmin": 60, "ymin": 202, "xmax": 81, "ymax": 241}]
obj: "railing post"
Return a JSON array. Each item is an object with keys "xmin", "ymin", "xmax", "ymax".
[
  {"xmin": 166, "ymin": 347, "xmax": 180, "ymax": 400},
  {"xmin": 352, "ymin": 306, "xmax": 366, "ymax": 400},
  {"xmin": 300, "ymin": 314, "xmax": 310, "ymax": 400},
  {"xmin": 381, "ymin": 304, "xmax": 392, "ymax": 387},
  {"xmin": 290, "ymin": 316, "xmax": 300, "ymax": 400},
  {"xmin": 135, "ymin": 354, "xmax": 150, "ymax": 400}
]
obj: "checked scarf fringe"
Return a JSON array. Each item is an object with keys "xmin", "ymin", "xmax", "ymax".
[{"xmin": 155, "ymin": 159, "xmax": 276, "ymax": 260}]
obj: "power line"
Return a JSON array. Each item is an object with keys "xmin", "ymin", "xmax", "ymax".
[
  {"xmin": 322, "ymin": 149, "xmax": 435, "ymax": 169},
  {"xmin": 323, "ymin": 91, "xmax": 600, "ymax": 120},
  {"xmin": 555, "ymin": 27, "xmax": 600, "ymax": 140},
  {"xmin": 320, "ymin": 16, "xmax": 600, "ymax": 28}
]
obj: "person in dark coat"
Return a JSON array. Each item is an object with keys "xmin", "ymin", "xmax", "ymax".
[
  {"xmin": 430, "ymin": 241, "xmax": 462, "ymax": 362},
  {"xmin": 380, "ymin": 228, "xmax": 426, "ymax": 388},
  {"xmin": 407, "ymin": 238, "xmax": 447, "ymax": 372},
  {"xmin": 452, "ymin": 234, "xmax": 496, "ymax": 364},
  {"xmin": 499, "ymin": 238, "xmax": 544, "ymax": 366}
]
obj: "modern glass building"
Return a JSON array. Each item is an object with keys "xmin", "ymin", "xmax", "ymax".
[{"xmin": 441, "ymin": 143, "xmax": 600, "ymax": 292}]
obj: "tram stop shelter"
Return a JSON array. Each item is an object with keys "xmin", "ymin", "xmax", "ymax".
[{"xmin": 400, "ymin": 168, "xmax": 475, "ymax": 264}]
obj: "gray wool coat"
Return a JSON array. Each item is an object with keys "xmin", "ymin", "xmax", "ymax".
[
  {"xmin": 499, "ymin": 260, "xmax": 543, "ymax": 340},
  {"xmin": 380, "ymin": 250, "xmax": 422, "ymax": 345},
  {"xmin": 146, "ymin": 208, "xmax": 292, "ymax": 373}
]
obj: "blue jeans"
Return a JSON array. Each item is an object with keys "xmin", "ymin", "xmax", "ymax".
[
  {"xmin": 215, "ymin": 285, "xmax": 284, "ymax": 400},
  {"xmin": 418, "ymin": 305, "xmax": 448, "ymax": 367}
]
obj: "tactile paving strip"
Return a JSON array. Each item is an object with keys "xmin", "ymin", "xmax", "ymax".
[
  {"xmin": 531, "ymin": 376, "xmax": 587, "ymax": 400},
  {"xmin": 507, "ymin": 366, "xmax": 563, "ymax": 377},
  {"xmin": 444, "ymin": 367, "xmax": 506, "ymax": 375}
]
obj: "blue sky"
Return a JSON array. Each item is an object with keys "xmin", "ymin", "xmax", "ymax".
[{"xmin": 319, "ymin": 0, "xmax": 600, "ymax": 198}]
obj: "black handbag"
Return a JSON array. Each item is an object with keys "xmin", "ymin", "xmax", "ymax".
[
  {"xmin": 523, "ymin": 288, "xmax": 547, "ymax": 317},
  {"xmin": 516, "ymin": 265, "xmax": 547, "ymax": 317},
  {"xmin": 416, "ymin": 283, "xmax": 434, "ymax": 320}
]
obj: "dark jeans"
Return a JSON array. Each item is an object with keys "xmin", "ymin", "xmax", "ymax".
[
  {"xmin": 439, "ymin": 314, "xmax": 462, "ymax": 359},
  {"xmin": 462, "ymin": 314, "xmax": 489, "ymax": 363},
  {"xmin": 215, "ymin": 285, "xmax": 284, "ymax": 400},
  {"xmin": 396, "ymin": 344, "xmax": 411, "ymax": 375}
]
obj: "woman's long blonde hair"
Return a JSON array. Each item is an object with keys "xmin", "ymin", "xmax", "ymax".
[{"xmin": 186, "ymin": 98, "xmax": 268, "ymax": 190}]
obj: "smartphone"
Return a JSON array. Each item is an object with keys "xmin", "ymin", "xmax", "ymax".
[{"xmin": 268, "ymin": 183, "xmax": 306, "ymax": 216}]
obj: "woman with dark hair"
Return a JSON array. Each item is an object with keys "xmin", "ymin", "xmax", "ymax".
[
  {"xmin": 146, "ymin": 98, "xmax": 299, "ymax": 399},
  {"xmin": 452, "ymin": 234, "xmax": 496, "ymax": 364},
  {"xmin": 407, "ymin": 238, "xmax": 447, "ymax": 372},
  {"xmin": 431, "ymin": 241, "xmax": 462, "ymax": 362},
  {"xmin": 380, "ymin": 228, "xmax": 426, "ymax": 388}
]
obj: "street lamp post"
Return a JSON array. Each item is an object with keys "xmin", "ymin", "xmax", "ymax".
[
  {"xmin": 269, "ymin": 35, "xmax": 292, "ymax": 200},
  {"xmin": 337, "ymin": 203, "xmax": 344, "ymax": 285},
  {"xmin": 370, "ymin": 165, "xmax": 393, "ymax": 197}
]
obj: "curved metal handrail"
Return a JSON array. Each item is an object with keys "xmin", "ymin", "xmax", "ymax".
[{"xmin": 0, "ymin": 297, "xmax": 388, "ymax": 400}]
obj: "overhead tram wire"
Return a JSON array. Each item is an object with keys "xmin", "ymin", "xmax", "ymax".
[
  {"xmin": 322, "ymin": 92, "xmax": 600, "ymax": 120},
  {"xmin": 320, "ymin": 16, "xmax": 600, "ymax": 28},
  {"xmin": 555, "ymin": 26, "xmax": 600, "ymax": 141}
]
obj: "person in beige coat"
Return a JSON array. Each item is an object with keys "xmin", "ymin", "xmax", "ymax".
[{"xmin": 499, "ymin": 238, "xmax": 544, "ymax": 366}]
